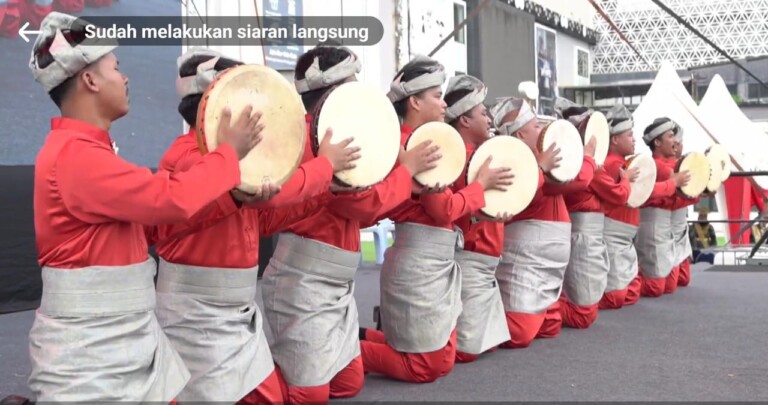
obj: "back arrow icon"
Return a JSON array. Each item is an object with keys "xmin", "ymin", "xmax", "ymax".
[{"xmin": 19, "ymin": 22, "xmax": 42, "ymax": 43}]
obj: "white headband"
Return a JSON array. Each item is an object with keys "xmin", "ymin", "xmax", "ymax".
[
  {"xmin": 387, "ymin": 54, "xmax": 446, "ymax": 103},
  {"xmin": 175, "ymin": 56, "xmax": 222, "ymax": 98},
  {"xmin": 444, "ymin": 74, "xmax": 488, "ymax": 121},
  {"xmin": 643, "ymin": 118, "xmax": 677, "ymax": 144},
  {"xmin": 29, "ymin": 12, "xmax": 117, "ymax": 93},
  {"xmin": 294, "ymin": 47, "xmax": 361, "ymax": 94},
  {"xmin": 490, "ymin": 97, "xmax": 535, "ymax": 135},
  {"xmin": 605, "ymin": 104, "xmax": 634, "ymax": 135}
]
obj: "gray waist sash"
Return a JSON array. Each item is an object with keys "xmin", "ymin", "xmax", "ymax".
[
  {"xmin": 604, "ymin": 217, "xmax": 640, "ymax": 292},
  {"xmin": 29, "ymin": 258, "xmax": 189, "ymax": 402},
  {"xmin": 497, "ymin": 220, "xmax": 571, "ymax": 314},
  {"xmin": 565, "ymin": 212, "xmax": 610, "ymax": 306},
  {"xmin": 671, "ymin": 207, "xmax": 692, "ymax": 265},
  {"xmin": 637, "ymin": 207, "xmax": 675, "ymax": 278},
  {"xmin": 455, "ymin": 249, "xmax": 510, "ymax": 354},
  {"xmin": 155, "ymin": 260, "xmax": 273, "ymax": 402},
  {"xmin": 379, "ymin": 222, "xmax": 463, "ymax": 353},
  {"xmin": 261, "ymin": 233, "xmax": 361, "ymax": 387}
]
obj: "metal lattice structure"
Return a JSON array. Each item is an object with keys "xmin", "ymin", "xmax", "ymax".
[{"xmin": 592, "ymin": 0, "xmax": 768, "ymax": 74}]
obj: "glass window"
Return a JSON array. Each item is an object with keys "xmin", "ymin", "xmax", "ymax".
[{"xmin": 577, "ymin": 49, "xmax": 589, "ymax": 79}]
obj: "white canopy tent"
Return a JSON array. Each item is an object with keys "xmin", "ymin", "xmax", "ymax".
[
  {"xmin": 699, "ymin": 74, "xmax": 768, "ymax": 190},
  {"xmin": 631, "ymin": 61, "xmax": 722, "ymax": 157},
  {"xmin": 629, "ymin": 61, "xmax": 733, "ymax": 239}
]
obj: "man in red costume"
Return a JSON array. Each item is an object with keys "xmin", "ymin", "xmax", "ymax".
[
  {"xmin": 27, "ymin": 12, "xmax": 262, "ymax": 402},
  {"xmin": 670, "ymin": 127, "xmax": 699, "ymax": 287},
  {"xmin": 491, "ymin": 96, "xmax": 596, "ymax": 348},
  {"xmin": 552, "ymin": 98, "xmax": 624, "ymax": 329},
  {"xmin": 593, "ymin": 104, "xmax": 644, "ymax": 309},
  {"xmin": 152, "ymin": 47, "xmax": 362, "ymax": 404},
  {"xmin": 260, "ymin": 45, "xmax": 442, "ymax": 405},
  {"xmin": 442, "ymin": 74, "xmax": 512, "ymax": 363},
  {"xmin": 636, "ymin": 117, "xmax": 692, "ymax": 297},
  {"xmin": 359, "ymin": 55, "xmax": 513, "ymax": 383}
]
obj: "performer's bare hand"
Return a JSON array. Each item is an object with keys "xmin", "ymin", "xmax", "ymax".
[
  {"xmin": 318, "ymin": 128, "xmax": 361, "ymax": 172},
  {"xmin": 412, "ymin": 180, "xmax": 447, "ymax": 194},
  {"xmin": 490, "ymin": 211, "xmax": 514, "ymax": 223},
  {"xmin": 476, "ymin": 156, "xmax": 514, "ymax": 192},
  {"xmin": 620, "ymin": 167, "xmax": 640, "ymax": 182},
  {"xmin": 218, "ymin": 106, "xmax": 265, "ymax": 160},
  {"xmin": 399, "ymin": 141, "xmax": 442, "ymax": 175},
  {"xmin": 231, "ymin": 183, "xmax": 281, "ymax": 204},
  {"xmin": 672, "ymin": 170, "xmax": 691, "ymax": 188},
  {"xmin": 537, "ymin": 143, "xmax": 562, "ymax": 173},
  {"xmin": 584, "ymin": 135, "xmax": 597, "ymax": 158}
]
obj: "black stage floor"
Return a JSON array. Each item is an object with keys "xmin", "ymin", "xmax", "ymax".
[{"xmin": 2, "ymin": 262, "xmax": 767, "ymax": 402}]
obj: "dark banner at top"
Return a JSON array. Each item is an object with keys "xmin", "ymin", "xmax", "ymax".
[
  {"xmin": 262, "ymin": 0, "xmax": 303, "ymax": 70},
  {"xmin": 61, "ymin": 16, "xmax": 383, "ymax": 47}
]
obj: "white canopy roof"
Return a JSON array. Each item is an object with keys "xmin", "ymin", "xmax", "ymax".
[
  {"xmin": 631, "ymin": 61, "xmax": 722, "ymax": 158},
  {"xmin": 699, "ymin": 74, "xmax": 768, "ymax": 189}
]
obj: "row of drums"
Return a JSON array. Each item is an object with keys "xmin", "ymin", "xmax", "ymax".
[{"xmin": 195, "ymin": 64, "xmax": 732, "ymax": 216}]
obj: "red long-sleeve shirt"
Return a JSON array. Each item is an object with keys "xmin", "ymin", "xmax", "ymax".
[
  {"xmin": 509, "ymin": 156, "xmax": 596, "ymax": 223},
  {"xmin": 451, "ymin": 144, "xmax": 504, "ymax": 257},
  {"xmin": 152, "ymin": 129, "xmax": 334, "ymax": 268},
  {"xmin": 280, "ymin": 116, "xmax": 415, "ymax": 252},
  {"xmin": 385, "ymin": 125, "xmax": 486, "ymax": 230},
  {"xmin": 642, "ymin": 156, "xmax": 679, "ymax": 210},
  {"xmin": 34, "ymin": 117, "xmax": 242, "ymax": 269},
  {"xmin": 598, "ymin": 153, "xmax": 638, "ymax": 226}
]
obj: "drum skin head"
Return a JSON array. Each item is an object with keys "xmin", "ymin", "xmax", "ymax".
[
  {"xmin": 538, "ymin": 120, "xmax": 584, "ymax": 183},
  {"xmin": 579, "ymin": 111, "xmax": 609, "ymax": 167},
  {"xmin": 406, "ymin": 122, "xmax": 466, "ymax": 187},
  {"xmin": 315, "ymin": 82, "xmax": 400, "ymax": 187},
  {"xmin": 467, "ymin": 135, "xmax": 538, "ymax": 217},
  {"xmin": 705, "ymin": 144, "xmax": 731, "ymax": 192},
  {"xmin": 626, "ymin": 154, "xmax": 657, "ymax": 208},
  {"xmin": 196, "ymin": 64, "xmax": 306, "ymax": 194},
  {"xmin": 676, "ymin": 152, "xmax": 711, "ymax": 198}
]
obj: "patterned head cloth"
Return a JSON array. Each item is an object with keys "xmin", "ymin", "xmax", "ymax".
[
  {"xmin": 174, "ymin": 47, "xmax": 231, "ymax": 98},
  {"xmin": 605, "ymin": 104, "xmax": 634, "ymax": 135},
  {"xmin": 387, "ymin": 54, "xmax": 446, "ymax": 103},
  {"xmin": 294, "ymin": 46, "xmax": 361, "ymax": 94},
  {"xmin": 643, "ymin": 117, "xmax": 679, "ymax": 145},
  {"xmin": 489, "ymin": 97, "xmax": 536, "ymax": 135},
  {"xmin": 554, "ymin": 97, "xmax": 591, "ymax": 126},
  {"xmin": 29, "ymin": 11, "xmax": 118, "ymax": 93},
  {"xmin": 444, "ymin": 74, "xmax": 488, "ymax": 121}
]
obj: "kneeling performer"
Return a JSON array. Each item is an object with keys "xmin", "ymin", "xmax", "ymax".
[
  {"xmin": 360, "ymin": 55, "xmax": 513, "ymax": 383},
  {"xmin": 491, "ymin": 97, "xmax": 596, "ymax": 347},
  {"xmin": 443, "ymin": 75, "xmax": 512, "ymax": 362}
]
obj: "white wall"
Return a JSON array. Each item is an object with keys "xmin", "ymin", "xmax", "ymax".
[
  {"xmin": 179, "ymin": 0, "xmax": 469, "ymax": 93},
  {"xmin": 555, "ymin": 33, "xmax": 591, "ymax": 87}
]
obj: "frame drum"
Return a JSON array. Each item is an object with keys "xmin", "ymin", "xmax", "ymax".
[
  {"xmin": 577, "ymin": 111, "xmax": 610, "ymax": 167},
  {"xmin": 625, "ymin": 154, "xmax": 657, "ymax": 208},
  {"xmin": 705, "ymin": 144, "xmax": 731, "ymax": 192},
  {"xmin": 311, "ymin": 81, "xmax": 401, "ymax": 187},
  {"xmin": 675, "ymin": 152, "xmax": 711, "ymax": 198},
  {"xmin": 405, "ymin": 121, "xmax": 466, "ymax": 187},
  {"xmin": 196, "ymin": 64, "xmax": 306, "ymax": 194},
  {"xmin": 467, "ymin": 136, "xmax": 538, "ymax": 217},
  {"xmin": 537, "ymin": 119, "xmax": 584, "ymax": 183}
]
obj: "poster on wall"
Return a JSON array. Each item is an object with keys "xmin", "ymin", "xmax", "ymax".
[
  {"xmin": 262, "ymin": 0, "xmax": 304, "ymax": 70},
  {"xmin": 535, "ymin": 24, "xmax": 558, "ymax": 117}
]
